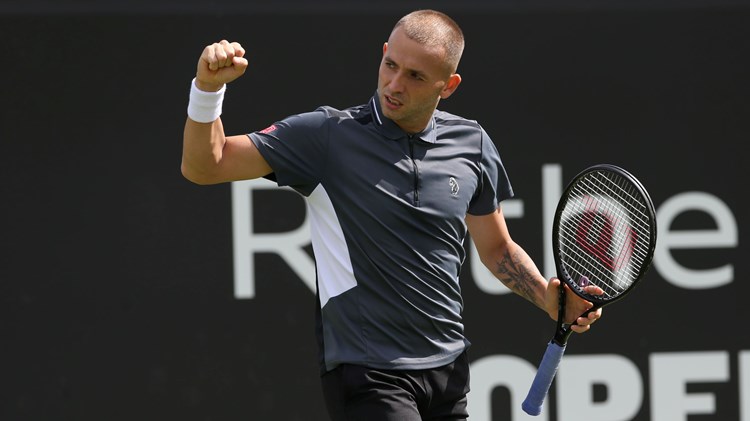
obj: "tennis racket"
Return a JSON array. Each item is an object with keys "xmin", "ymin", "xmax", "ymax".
[{"xmin": 521, "ymin": 164, "xmax": 657, "ymax": 416}]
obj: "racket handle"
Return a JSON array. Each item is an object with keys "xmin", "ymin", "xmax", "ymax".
[{"xmin": 521, "ymin": 341, "xmax": 567, "ymax": 416}]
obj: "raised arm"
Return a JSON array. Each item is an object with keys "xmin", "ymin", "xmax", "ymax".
[
  {"xmin": 466, "ymin": 207, "xmax": 602, "ymax": 332},
  {"xmin": 181, "ymin": 40, "xmax": 272, "ymax": 185}
]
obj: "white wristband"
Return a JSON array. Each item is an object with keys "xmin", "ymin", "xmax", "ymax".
[{"xmin": 187, "ymin": 78, "xmax": 226, "ymax": 123}]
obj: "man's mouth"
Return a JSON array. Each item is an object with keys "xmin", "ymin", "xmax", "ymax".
[{"xmin": 384, "ymin": 95, "xmax": 402, "ymax": 108}]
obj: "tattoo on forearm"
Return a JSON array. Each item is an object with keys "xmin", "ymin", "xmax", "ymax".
[{"xmin": 493, "ymin": 250, "xmax": 543, "ymax": 308}]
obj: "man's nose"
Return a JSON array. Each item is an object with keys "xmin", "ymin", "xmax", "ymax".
[{"xmin": 389, "ymin": 72, "xmax": 406, "ymax": 93}]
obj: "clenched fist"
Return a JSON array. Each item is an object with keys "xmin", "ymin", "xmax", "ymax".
[{"xmin": 195, "ymin": 40, "xmax": 248, "ymax": 92}]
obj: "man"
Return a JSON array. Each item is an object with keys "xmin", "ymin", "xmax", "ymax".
[{"xmin": 182, "ymin": 9, "xmax": 603, "ymax": 421}]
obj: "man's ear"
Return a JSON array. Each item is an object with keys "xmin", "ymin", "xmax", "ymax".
[
  {"xmin": 382, "ymin": 42, "xmax": 388, "ymax": 55},
  {"xmin": 440, "ymin": 73, "xmax": 462, "ymax": 99}
]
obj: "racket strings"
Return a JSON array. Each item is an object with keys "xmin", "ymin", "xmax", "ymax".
[
  {"xmin": 558, "ymin": 171, "xmax": 655, "ymax": 299},
  {"xmin": 576, "ymin": 176, "xmax": 653, "ymax": 263},
  {"xmin": 583, "ymin": 172, "xmax": 652, "ymax": 235}
]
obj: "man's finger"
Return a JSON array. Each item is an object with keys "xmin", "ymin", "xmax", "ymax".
[
  {"xmin": 232, "ymin": 56, "xmax": 249, "ymax": 73},
  {"xmin": 230, "ymin": 42, "xmax": 246, "ymax": 58},
  {"xmin": 584, "ymin": 284, "xmax": 605, "ymax": 295}
]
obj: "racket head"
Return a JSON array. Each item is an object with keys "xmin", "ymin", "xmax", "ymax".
[{"xmin": 552, "ymin": 164, "xmax": 657, "ymax": 306}]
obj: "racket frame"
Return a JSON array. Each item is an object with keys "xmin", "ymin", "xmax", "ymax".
[
  {"xmin": 551, "ymin": 163, "xmax": 657, "ymax": 345},
  {"xmin": 522, "ymin": 164, "xmax": 657, "ymax": 417}
]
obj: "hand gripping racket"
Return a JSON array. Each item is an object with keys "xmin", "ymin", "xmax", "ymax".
[{"xmin": 521, "ymin": 164, "xmax": 657, "ymax": 416}]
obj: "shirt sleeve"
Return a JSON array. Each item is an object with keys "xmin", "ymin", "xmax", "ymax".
[
  {"xmin": 467, "ymin": 126, "xmax": 514, "ymax": 216},
  {"xmin": 247, "ymin": 108, "xmax": 330, "ymax": 196}
]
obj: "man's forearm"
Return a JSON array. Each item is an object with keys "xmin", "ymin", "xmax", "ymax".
[
  {"xmin": 489, "ymin": 245, "xmax": 548, "ymax": 311},
  {"xmin": 181, "ymin": 118, "xmax": 226, "ymax": 184}
]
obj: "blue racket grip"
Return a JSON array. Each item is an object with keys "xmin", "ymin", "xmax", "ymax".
[{"xmin": 522, "ymin": 341, "xmax": 567, "ymax": 416}]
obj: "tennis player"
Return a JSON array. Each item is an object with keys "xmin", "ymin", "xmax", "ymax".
[{"xmin": 182, "ymin": 9, "xmax": 603, "ymax": 421}]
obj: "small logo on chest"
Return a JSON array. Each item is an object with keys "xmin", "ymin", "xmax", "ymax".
[{"xmin": 449, "ymin": 177, "xmax": 460, "ymax": 196}]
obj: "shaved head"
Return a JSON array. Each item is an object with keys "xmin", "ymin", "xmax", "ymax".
[{"xmin": 391, "ymin": 10, "xmax": 465, "ymax": 74}]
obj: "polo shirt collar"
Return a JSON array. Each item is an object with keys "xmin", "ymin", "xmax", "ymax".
[{"xmin": 370, "ymin": 93, "xmax": 438, "ymax": 144}]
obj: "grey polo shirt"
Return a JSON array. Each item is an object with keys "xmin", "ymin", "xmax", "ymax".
[{"xmin": 248, "ymin": 93, "xmax": 513, "ymax": 373}]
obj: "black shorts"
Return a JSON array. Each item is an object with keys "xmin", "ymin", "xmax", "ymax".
[{"xmin": 321, "ymin": 351, "xmax": 470, "ymax": 421}]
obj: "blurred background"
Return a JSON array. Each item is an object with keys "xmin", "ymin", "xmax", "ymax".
[{"xmin": 1, "ymin": 0, "xmax": 748, "ymax": 420}]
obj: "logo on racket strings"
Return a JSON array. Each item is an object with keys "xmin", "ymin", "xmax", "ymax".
[{"xmin": 574, "ymin": 195, "xmax": 637, "ymax": 272}]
